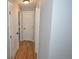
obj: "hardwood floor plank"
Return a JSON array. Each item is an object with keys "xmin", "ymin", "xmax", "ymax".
[{"xmin": 14, "ymin": 41, "xmax": 36, "ymax": 59}]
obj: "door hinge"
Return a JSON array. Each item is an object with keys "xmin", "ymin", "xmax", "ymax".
[
  {"xmin": 10, "ymin": 35, "xmax": 12, "ymax": 39},
  {"xmin": 9, "ymin": 11, "xmax": 11, "ymax": 15}
]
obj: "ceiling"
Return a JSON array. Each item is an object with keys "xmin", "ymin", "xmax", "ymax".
[
  {"xmin": 19, "ymin": 0, "xmax": 37, "ymax": 10},
  {"xmin": 9, "ymin": 0, "xmax": 38, "ymax": 11}
]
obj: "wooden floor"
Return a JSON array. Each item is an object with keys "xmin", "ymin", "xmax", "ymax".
[{"xmin": 14, "ymin": 41, "xmax": 37, "ymax": 59}]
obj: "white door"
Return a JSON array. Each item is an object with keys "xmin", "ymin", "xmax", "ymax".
[
  {"xmin": 22, "ymin": 11, "xmax": 34, "ymax": 41},
  {"xmin": 8, "ymin": 2, "xmax": 19, "ymax": 59}
]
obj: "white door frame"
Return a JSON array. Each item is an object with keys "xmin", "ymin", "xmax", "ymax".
[{"xmin": 34, "ymin": 8, "xmax": 40, "ymax": 59}]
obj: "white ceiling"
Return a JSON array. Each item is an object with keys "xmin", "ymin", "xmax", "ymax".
[
  {"xmin": 8, "ymin": 0, "xmax": 37, "ymax": 11},
  {"xmin": 19, "ymin": 0, "xmax": 37, "ymax": 11}
]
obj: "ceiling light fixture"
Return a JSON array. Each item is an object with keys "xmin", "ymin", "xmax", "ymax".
[{"xmin": 23, "ymin": 0, "xmax": 30, "ymax": 4}]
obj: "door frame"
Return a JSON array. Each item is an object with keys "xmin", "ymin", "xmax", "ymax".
[{"xmin": 7, "ymin": 1, "xmax": 12, "ymax": 59}]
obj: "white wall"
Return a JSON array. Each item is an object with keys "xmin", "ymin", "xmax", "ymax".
[
  {"xmin": 39, "ymin": 0, "xmax": 72, "ymax": 59},
  {"xmin": 20, "ymin": 11, "xmax": 35, "ymax": 41},
  {"xmin": 38, "ymin": 0, "xmax": 53, "ymax": 59},
  {"xmin": 49, "ymin": 0, "xmax": 72, "ymax": 59}
]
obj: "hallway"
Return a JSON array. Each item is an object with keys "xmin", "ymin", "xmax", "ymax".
[
  {"xmin": 7, "ymin": 0, "xmax": 72, "ymax": 59},
  {"xmin": 8, "ymin": 0, "xmax": 40, "ymax": 59},
  {"xmin": 15, "ymin": 41, "xmax": 37, "ymax": 59}
]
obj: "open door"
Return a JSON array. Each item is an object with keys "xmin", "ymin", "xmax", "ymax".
[{"xmin": 8, "ymin": 1, "xmax": 19, "ymax": 59}]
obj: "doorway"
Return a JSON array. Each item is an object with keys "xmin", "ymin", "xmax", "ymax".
[
  {"xmin": 20, "ymin": 11, "xmax": 35, "ymax": 41},
  {"xmin": 8, "ymin": 1, "xmax": 19, "ymax": 59},
  {"xmin": 8, "ymin": 0, "xmax": 40, "ymax": 59}
]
